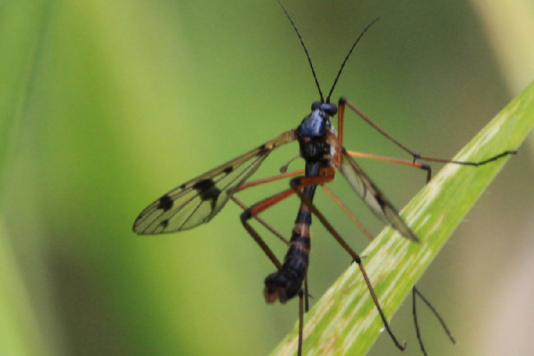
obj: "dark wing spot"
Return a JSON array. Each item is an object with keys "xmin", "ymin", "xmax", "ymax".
[
  {"xmin": 192, "ymin": 179, "xmax": 222, "ymax": 210},
  {"xmin": 223, "ymin": 166, "xmax": 234, "ymax": 174},
  {"xmin": 160, "ymin": 219, "xmax": 169, "ymax": 229},
  {"xmin": 157, "ymin": 194, "xmax": 173, "ymax": 212}
]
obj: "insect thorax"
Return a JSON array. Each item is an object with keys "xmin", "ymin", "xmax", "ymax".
[{"xmin": 297, "ymin": 109, "xmax": 335, "ymax": 163}]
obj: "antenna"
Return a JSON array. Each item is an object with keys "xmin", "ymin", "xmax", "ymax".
[
  {"xmin": 278, "ymin": 0, "xmax": 324, "ymax": 102},
  {"xmin": 326, "ymin": 17, "xmax": 379, "ymax": 103}
]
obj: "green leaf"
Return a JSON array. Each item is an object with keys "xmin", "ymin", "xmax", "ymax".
[{"xmin": 270, "ymin": 80, "xmax": 534, "ymax": 356}]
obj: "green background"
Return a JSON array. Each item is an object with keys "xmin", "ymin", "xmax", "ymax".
[{"xmin": 1, "ymin": 1, "xmax": 533, "ymax": 355}]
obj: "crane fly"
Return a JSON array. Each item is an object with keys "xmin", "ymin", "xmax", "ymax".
[{"xmin": 133, "ymin": 1, "xmax": 516, "ymax": 355}]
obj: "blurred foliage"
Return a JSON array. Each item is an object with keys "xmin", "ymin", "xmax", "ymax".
[{"xmin": 1, "ymin": 1, "xmax": 533, "ymax": 356}]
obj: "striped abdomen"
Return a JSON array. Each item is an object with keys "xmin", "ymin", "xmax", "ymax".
[{"xmin": 264, "ymin": 182, "xmax": 317, "ymax": 304}]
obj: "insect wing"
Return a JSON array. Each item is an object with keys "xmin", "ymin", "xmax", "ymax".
[
  {"xmin": 134, "ymin": 149, "xmax": 270, "ymax": 234},
  {"xmin": 133, "ymin": 131, "xmax": 296, "ymax": 234},
  {"xmin": 338, "ymin": 149, "xmax": 419, "ymax": 241}
]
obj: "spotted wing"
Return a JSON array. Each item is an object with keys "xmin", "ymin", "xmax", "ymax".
[
  {"xmin": 133, "ymin": 132, "xmax": 296, "ymax": 235},
  {"xmin": 338, "ymin": 148, "xmax": 418, "ymax": 241}
]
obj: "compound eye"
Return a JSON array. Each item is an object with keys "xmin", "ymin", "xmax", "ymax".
[
  {"xmin": 311, "ymin": 101, "xmax": 322, "ymax": 111},
  {"xmin": 321, "ymin": 103, "xmax": 338, "ymax": 116},
  {"xmin": 310, "ymin": 101, "xmax": 337, "ymax": 116}
]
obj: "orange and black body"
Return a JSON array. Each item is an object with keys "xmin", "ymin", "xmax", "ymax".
[
  {"xmin": 264, "ymin": 102, "xmax": 338, "ymax": 303},
  {"xmin": 263, "ymin": 163, "xmax": 316, "ymax": 303}
]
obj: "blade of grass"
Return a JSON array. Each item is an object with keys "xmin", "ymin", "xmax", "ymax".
[{"xmin": 270, "ymin": 80, "xmax": 534, "ymax": 356}]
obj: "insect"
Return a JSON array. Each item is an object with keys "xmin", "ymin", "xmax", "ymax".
[{"xmin": 133, "ymin": 1, "xmax": 516, "ymax": 354}]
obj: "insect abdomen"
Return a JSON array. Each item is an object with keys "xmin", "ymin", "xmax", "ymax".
[
  {"xmin": 264, "ymin": 223, "xmax": 310, "ymax": 303},
  {"xmin": 264, "ymin": 180, "xmax": 317, "ymax": 304}
]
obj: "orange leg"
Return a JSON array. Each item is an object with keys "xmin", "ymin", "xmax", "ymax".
[
  {"xmin": 319, "ymin": 167, "xmax": 455, "ymax": 354},
  {"xmin": 214, "ymin": 168, "xmax": 305, "ymax": 246},
  {"xmin": 338, "ymin": 97, "xmax": 516, "ymax": 166},
  {"xmin": 288, "ymin": 170, "xmax": 407, "ymax": 351},
  {"xmin": 231, "ymin": 196, "xmax": 289, "ymax": 245},
  {"xmin": 341, "ymin": 103, "xmax": 458, "ymax": 353},
  {"xmin": 223, "ymin": 169, "xmax": 305, "ymax": 270},
  {"xmin": 321, "ymin": 185, "xmax": 374, "ymax": 242},
  {"xmin": 237, "ymin": 170, "xmax": 304, "ymax": 192},
  {"xmin": 239, "ymin": 188, "xmax": 297, "ymax": 270},
  {"xmin": 337, "ymin": 97, "xmax": 493, "ymax": 354},
  {"xmin": 346, "ymin": 150, "xmax": 432, "ymax": 183},
  {"xmin": 228, "ymin": 169, "xmax": 305, "ymax": 252},
  {"xmin": 233, "ymin": 169, "xmax": 317, "ymax": 314},
  {"xmin": 341, "ymin": 152, "xmax": 456, "ymax": 354}
]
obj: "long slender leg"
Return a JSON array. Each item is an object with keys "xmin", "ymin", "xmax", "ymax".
[
  {"xmin": 324, "ymin": 180, "xmax": 453, "ymax": 354},
  {"xmin": 240, "ymin": 185, "xmax": 316, "ymax": 356},
  {"xmin": 240, "ymin": 188, "xmax": 297, "ymax": 270},
  {"xmin": 232, "ymin": 169, "xmax": 305, "ymax": 246},
  {"xmin": 347, "ymin": 148, "xmax": 456, "ymax": 354},
  {"xmin": 339, "ymin": 98, "xmax": 517, "ymax": 165},
  {"xmin": 412, "ymin": 287, "xmax": 457, "ymax": 356},
  {"xmin": 321, "ymin": 185, "xmax": 375, "ymax": 241},
  {"xmin": 228, "ymin": 169, "xmax": 307, "ymax": 247},
  {"xmin": 241, "ymin": 169, "xmax": 405, "ymax": 350},
  {"xmin": 346, "ymin": 150, "xmax": 432, "ymax": 182},
  {"xmin": 235, "ymin": 153, "xmax": 450, "ymax": 353},
  {"xmin": 413, "ymin": 288, "xmax": 456, "ymax": 345},
  {"xmin": 289, "ymin": 172, "xmax": 407, "ymax": 351},
  {"xmin": 333, "ymin": 153, "xmax": 454, "ymax": 353},
  {"xmin": 232, "ymin": 196, "xmax": 289, "ymax": 244},
  {"xmin": 412, "ymin": 290, "xmax": 427, "ymax": 356},
  {"xmin": 237, "ymin": 170, "xmax": 304, "ymax": 192},
  {"xmin": 413, "ymin": 286, "xmax": 459, "ymax": 356},
  {"xmin": 298, "ymin": 290, "xmax": 304, "ymax": 356},
  {"xmin": 232, "ymin": 195, "xmax": 312, "ymax": 313},
  {"xmin": 304, "ymin": 278, "xmax": 310, "ymax": 312},
  {"xmin": 338, "ymin": 98, "xmax": 476, "ymax": 353},
  {"xmin": 235, "ymin": 194, "xmax": 311, "ymax": 356},
  {"xmin": 412, "ymin": 285, "xmax": 456, "ymax": 354}
]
